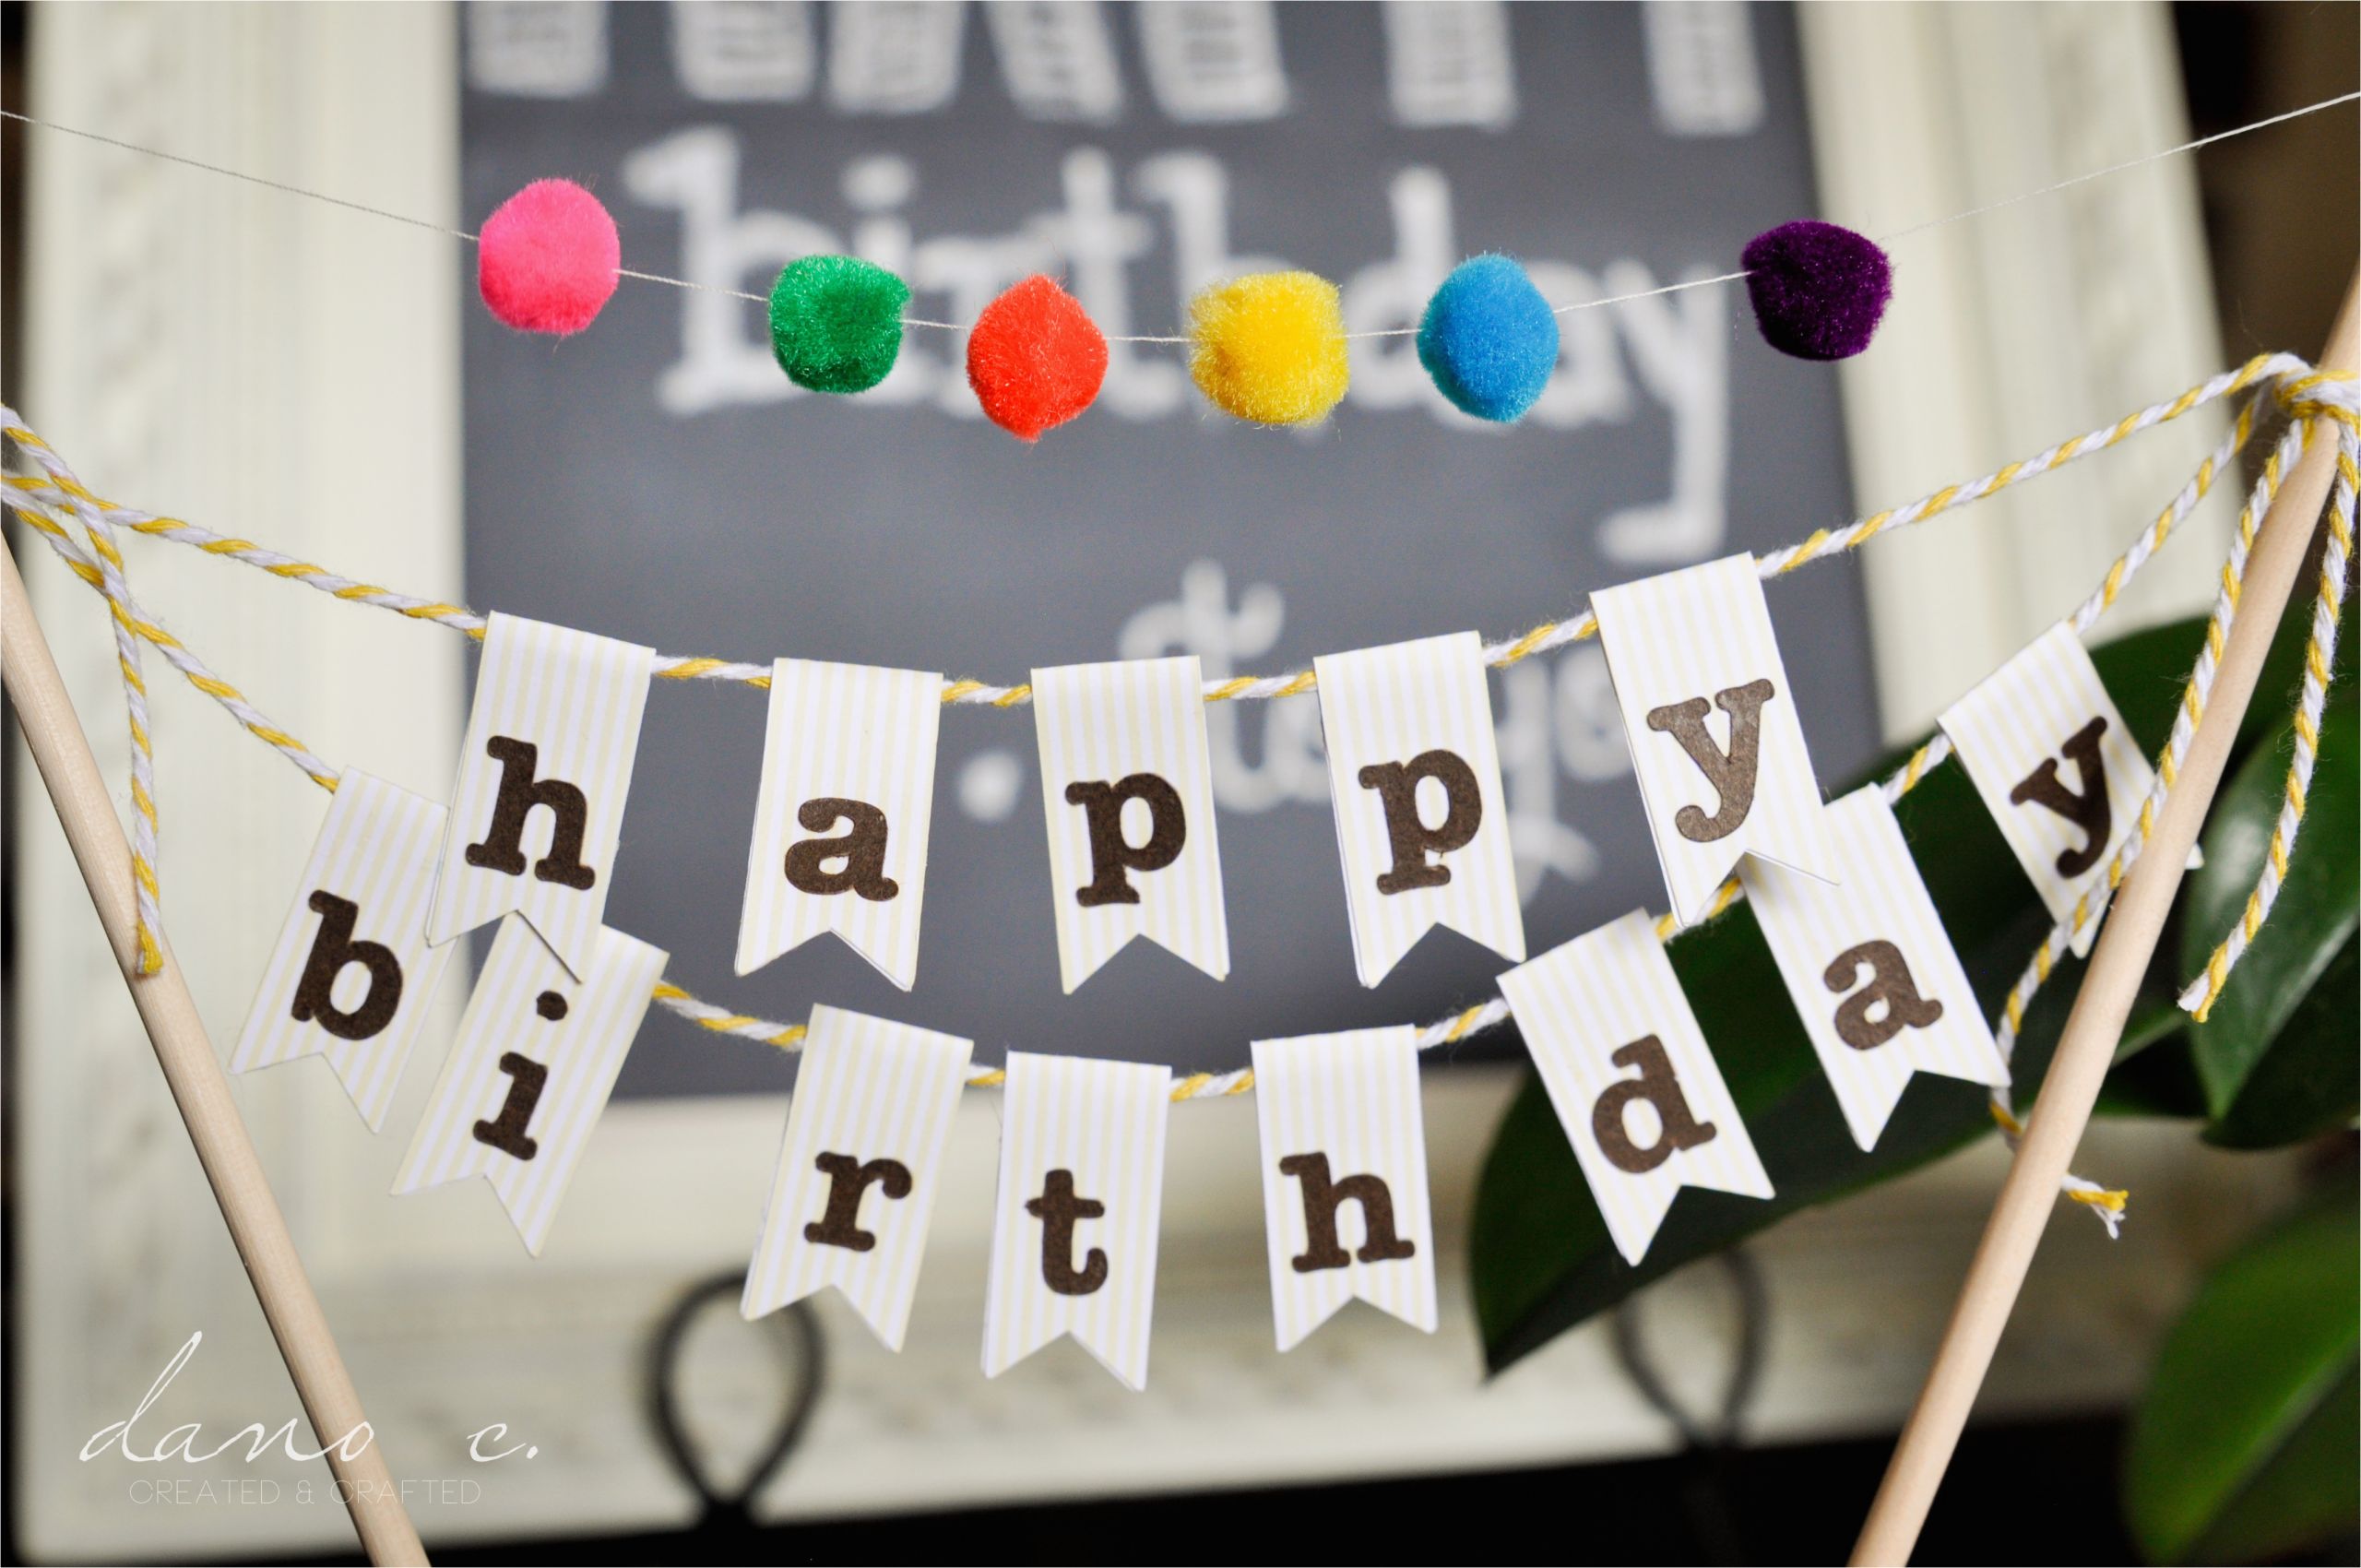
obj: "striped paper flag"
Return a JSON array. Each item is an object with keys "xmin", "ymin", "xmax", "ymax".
[
  {"xmin": 736, "ymin": 658, "xmax": 943, "ymax": 990},
  {"xmin": 1251, "ymin": 1026, "xmax": 1437, "ymax": 1351},
  {"xmin": 230, "ymin": 769, "xmax": 456, "ymax": 1132},
  {"xmin": 1499, "ymin": 910, "xmax": 1773, "ymax": 1265},
  {"xmin": 1313, "ymin": 633, "xmax": 1525, "ymax": 986},
  {"xmin": 392, "ymin": 915, "xmax": 668, "ymax": 1255},
  {"xmin": 741, "ymin": 1006, "xmax": 975, "ymax": 1348},
  {"xmin": 1592, "ymin": 553, "xmax": 1835, "ymax": 927},
  {"xmin": 1032, "ymin": 656, "xmax": 1230, "ymax": 992},
  {"xmin": 429, "ymin": 612, "xmax": 655, "ymax": 979},
  {"xmin": 981, "ymin": 1052, "xmax": 1172, "ymax": 1390},
  {"xmin": 1940, "ymin": 622, "xmax": 2171, "ymax": 956},
  {"xmin": 1741, "ymin": 788, "xmax": 2009, "ymax": 1149}
]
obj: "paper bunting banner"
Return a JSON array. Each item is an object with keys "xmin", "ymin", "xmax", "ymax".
[
  {"xmin": 1940, "ymin": 623, "xmax": 2167, "ymax": 957},
  {"xmin": 741, "ymin": 1006, "xmax": 975, "ymax": 1348},
  {"xmin": 392, "ymin": 915, "xmax": 668, "ymax": 1254},
  {"xmin": 1499, "ymin": 910, "xmax": 1773, "ymax": 1265},
  {"xmin": 1592, "ymin": 553, "xmax": 1835, "ymax": 927},
  {"xmin": 1252, "ymin": 1026, "xmax": 1437, "ymax": 1350},
  {"xmin": 430, "ymin": 612, "xmax": 655, "ymax": 978},
  {"xmin": 736, "ymin": 658, "xmax": 943, "ymax": 990},
  {"xmin": 1313, "ymin": 633, "xmax": 1524, "ymax": 986},
  {"xmin": 230, "ymin": 769, "xmax": 456, "ymax": 1132},
  {"xmin": 981, "ymin": 1052, "xmax": 1172, "ymax": 1391},
  {"xmin": 1740, "ymin": 788, "xmax": 2010, "ymax": 1149},
  {"xmin": 1032, "ymin": 656, "xmax": 1230, "ymax": 992}
]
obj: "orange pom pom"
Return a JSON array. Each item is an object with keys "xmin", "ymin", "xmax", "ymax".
[{"xmin": 965, "ymin": 276, "xmax": 1108, "ymax": 442}]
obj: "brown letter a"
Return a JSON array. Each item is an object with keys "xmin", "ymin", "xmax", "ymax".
[
  {"xmin": 1823, "ymin": 939, "xmax": 1946, "ymax": 1051},
  {"xmin": 784, "ymin": 798, "xmax": 900, "ymax": 901},
  {"xmin": 2007, "ymin": 716, "xmax": 2112, "ymax": 876}
]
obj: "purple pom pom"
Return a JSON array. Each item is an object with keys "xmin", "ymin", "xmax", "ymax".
[{"xmin": 1740, "ymin": 220, "xmax": 1892, "ymax": 361}]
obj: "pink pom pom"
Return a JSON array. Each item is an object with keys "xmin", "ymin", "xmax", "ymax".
[{"xmin": 477, "ymin": 179, "xmax": 621, "ymax": 336}]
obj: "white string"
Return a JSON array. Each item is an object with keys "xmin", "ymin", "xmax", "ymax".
[
  {"xmin": 6, "ymin": 91, "xmax": 2355, "ymax": 335},
  {"xmin": 1880, "ymin": 90, "xmax": 2361, "ymax": 244},
  {"xmin": 1552, "ymin": 267, "xmax": 1754, "ymax": 318},
  {"xmin": 0, "ymin": 107, "xmax": 482, "ymax": 242}
]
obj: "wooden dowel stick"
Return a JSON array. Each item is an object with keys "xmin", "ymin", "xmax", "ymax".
[
  {"xmin": 1852, "ymin": 267, "xmax": 2361, "ymax": 1567},
  {"xmin": 1, "ymin": 539, "xmax": 427, "ymax": 1566}
]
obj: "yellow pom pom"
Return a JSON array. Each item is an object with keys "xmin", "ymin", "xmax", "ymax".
[{"xmin": 1187, "ymin": 271, "xmax": 1351, "ymax": 425}]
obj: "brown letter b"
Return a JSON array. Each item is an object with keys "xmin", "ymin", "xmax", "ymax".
[{"xmin": 291, "ymin": 892, "xmax": 404, "ymax": 1041}]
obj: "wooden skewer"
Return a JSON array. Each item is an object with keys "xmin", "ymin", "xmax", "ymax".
[
  {"xmin": 1852, "ymin": 265, "xmax": 2360, "ymax": 1567},
  {"xmin": 1, "ymin": 539, "xmax": 428, "ymax": 1566}
]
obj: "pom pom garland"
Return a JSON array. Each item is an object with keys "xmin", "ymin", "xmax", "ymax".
[
  {"xmin": 1739, "ymin": 220, "xmax": 1892, "ymax": 361},
  {"xmin": 768, "ymin": 255, "xmax": 911, "ymax": 394},
  {"xmin": 471, "ymin": 178, "xmax": 1899, "ymax": 410},
  {"xmin": 1417, "ymin": 255, "xmax": 1560, "ymax": 422},
  {"xmin": 966, "ymin": 275, "xmax": 1109, "ymax": 442},
  {"xmin": 1186, "ymin": 271, "xmax": 1352, "ymax": 426},
  {"xmin": 476, "ymin": 179, "xmax": 621, "ymax": 336}
]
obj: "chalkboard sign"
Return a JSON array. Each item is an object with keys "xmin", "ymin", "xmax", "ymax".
[{"xmin": 458, "ymin": 0, "xmax": 1877, "ymax": 1099}]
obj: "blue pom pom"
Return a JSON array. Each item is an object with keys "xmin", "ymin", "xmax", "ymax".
[{"xmin": 1417, "ymin": 255, "xmax": 1560, "ymax": 423}]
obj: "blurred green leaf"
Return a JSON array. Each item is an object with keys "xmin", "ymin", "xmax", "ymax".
[
  {"xmin": 2123, "ymin": 1188, "xmax": 2359, "ymax": 1563},
  {"xmin": 2203, "ymin": 937, "xmax": 2360, "ymax": 1149},
  {"xmin": 1474, "ymin": 613, "xmax": 2249, "ymax": 1371},
  {"xmin": 2183, "ymin": 692, "xmax": 2358, "ymax": 1122},
  {"xmin": 2095, "ymin": 1033, "xmax": 2211, "ymax": 1121}
]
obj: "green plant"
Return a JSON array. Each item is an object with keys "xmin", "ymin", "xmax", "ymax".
[
  {"xmin": 2123, "ymin": 1182, "xmax": 2358, "ymax": 1564},
  {"xmin": 1469, "ymin": 586, "xmax": 2356, "ymax": 1554}
]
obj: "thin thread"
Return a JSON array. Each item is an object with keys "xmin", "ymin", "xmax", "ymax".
[
  {"xmin": 618, "ymin": 267, "xmax": 765, "ymax": 303},
  {"xmin": 1553, "ymin": 267, "xmax": 1753, "ymax": 318},
  {"xmin": 1880, "ymin": 91, "xmax": 2361, "ymax": 244},
  {"xmin": 6, "ymin": 93, "xmax": 2355, "ymax": 334},
  {"xmin": 0, "ymin": 108, "xmax": 481, "ymax": 242}
]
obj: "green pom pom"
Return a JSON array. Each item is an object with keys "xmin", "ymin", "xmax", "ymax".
[{"xmin": 767, "ymin": 255, "xmax": 910, "ymax": 394}]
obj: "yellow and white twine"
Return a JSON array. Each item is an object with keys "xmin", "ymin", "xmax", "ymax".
[
  {"xmin": 6, "ymin": 422, "xmax": 166, "ymax": 971},
  {"xmin": 2177, "ymin": 376, "xmax": 2358, "ymax": 1018},
  {"xmin": 6, "ymin": 357, "xmax": 2352, "ymax": 1233}
]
